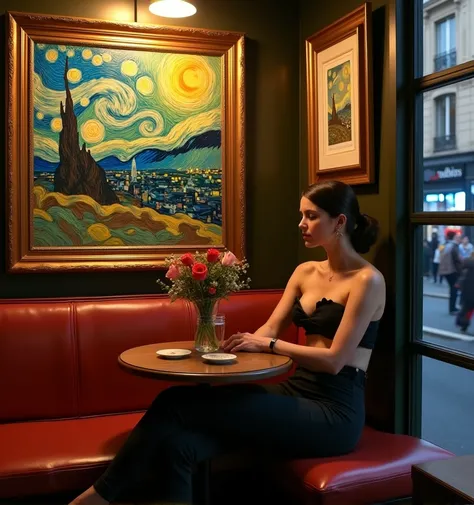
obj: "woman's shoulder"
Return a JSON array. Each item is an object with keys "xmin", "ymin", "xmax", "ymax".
[
  {"xmin": 354, "ymin": 263, "xmax": 386, "ymax": 291},
  {"xmin": 293, "ymin": 261, "xmax": 319, "ymax": 276}
]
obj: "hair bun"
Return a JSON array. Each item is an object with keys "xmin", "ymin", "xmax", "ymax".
[
  {"xmin": 356, "ymin": 213, "xmax": 368, "ymax": 228},
  {"xmin": 350, "ymin": 213, "xmax": 379, "ymax": 254}
]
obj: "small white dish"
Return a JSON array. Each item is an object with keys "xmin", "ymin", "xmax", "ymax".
[
  {"xmin": 156, "ymin": 349, "xmax": 192, "ymax": 359},
  {"xmin": 201, "ymin": 353, "xmax": 237, "ymax": 364}
]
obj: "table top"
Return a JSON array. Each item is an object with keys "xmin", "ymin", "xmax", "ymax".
[
  {"xmin": 413, "ymin": 454, "xmax": 474, "ymax": 500},
  {"xmin": 118, "ymin": 340, "xmax": 293, "ymax": 384}
]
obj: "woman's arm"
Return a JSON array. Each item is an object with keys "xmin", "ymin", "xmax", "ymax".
[
  {"xmin": 222, "ymin": 263, "xmax": 309, "ymax": 348},
  {"xmin": 224, "ymin": 268, "xmax": 385, "ymax": 375}
]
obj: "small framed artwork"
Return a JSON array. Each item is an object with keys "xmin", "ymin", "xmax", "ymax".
[
  {"xmin": 306, "ymin": 2, "xmax": 374, "ymax": 185},
  {"xmin": 6, "ymin": 12, "xmax": 245, "ymax": 272}
]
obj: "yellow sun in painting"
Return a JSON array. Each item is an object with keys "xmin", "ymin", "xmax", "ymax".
[
  {"xmin": 157, "ymin": 54, "xmax": 215, "ymax": 113},
  {"xmin": 67, "ymin": 68, "xmax": 82, "ymax": 84},
  {"xmin": 342, "ymin": 64, "xmax": 350, "ymax": 79},
  {"xmin": 328, "ymin": 81, "xmax": 333, "ymax": 89},
  {"xmin": 45, "ymin": 49, "xmax": 58, "ymax": 63},
  {"xmin": 102, "ymin": 53, "xmax": 112, "ymax": 63},
  {"xmin": 82, "ymin": 49, "xmax": 93, "ymax": 60},
  {"xmin": 339, "ymin": 81, "xmax": 345, "ymax": 92},
  {"xmin": 37, "ymin": 44, "xmax": 45, "ymax": 49},
  {"xmin": 67, "ymin": 50, "xmax": 75, "ymax": 58},
  {"xmin": 121, "ymin": 60, "xmax": 138, "ymax": 77},
  {"xmin": 51, "ymin": 118, "xmax": 63, "ymax": 132},
  {"xmin": 36, "ymin": 112, "xmax": 44, "ymax": 120},
  {"xmin": 80, "ymin": 97, "xmax": 90, "ymax": 107},
  {"xmin": 58, "ymin": 45, "xmax": 67, "ymax": 52},
  {"xmin": 92, "ymin": 55, "xmax": 103, "ymax": 66},
  {"xmin": 136, "ymin": 76, "xmax": 154, "ymax": 96},
  {"xmin": 81, "ymin": 119, "xmax": 105, "ymax": 144}
]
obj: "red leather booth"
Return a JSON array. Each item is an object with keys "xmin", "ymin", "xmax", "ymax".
[{"xmin": 0, "ymin": 290, "xmax": 452, "ymax": 504}]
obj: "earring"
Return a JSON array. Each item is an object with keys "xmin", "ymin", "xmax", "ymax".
[{"xmin": 335, "ymin": 228, "xmax": 343, "ymax": 238}]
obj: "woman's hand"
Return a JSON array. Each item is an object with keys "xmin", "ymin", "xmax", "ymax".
[{"xmin": 222, "ymin": 332, "xmax": 271, "ymax": 353}]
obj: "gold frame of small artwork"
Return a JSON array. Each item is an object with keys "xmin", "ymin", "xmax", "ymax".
[{"xmin": 306, "ymin": 2, "xmax": 374, "ymax": 185}]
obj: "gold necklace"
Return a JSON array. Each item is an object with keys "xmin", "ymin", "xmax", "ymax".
[{"xmin": 327, "ymin": 263, "xmax": 334, "ymax": 282}]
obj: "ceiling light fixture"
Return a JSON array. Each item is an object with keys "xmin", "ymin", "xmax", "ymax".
[{"xmin": 149, "ymin": 0, "xmax": 197, "ymax": 18}]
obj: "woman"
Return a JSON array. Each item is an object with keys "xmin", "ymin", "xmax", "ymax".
[{"xmin": 70, "ymin": 180, "xmax": 385, "ymax": 505}]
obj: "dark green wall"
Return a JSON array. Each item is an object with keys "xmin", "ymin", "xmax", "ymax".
[{"xmin": 0, "ymin": 0, "xmax": 300, "ymax": 297}]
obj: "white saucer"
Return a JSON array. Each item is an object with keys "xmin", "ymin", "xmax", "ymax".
[
  {"xmin": 156, "ymin": 349, "xmax": 192, "ymax": 359},
  {"xmin": 201, "ymin": 353, "xmax": 237, "ymax": 364}
]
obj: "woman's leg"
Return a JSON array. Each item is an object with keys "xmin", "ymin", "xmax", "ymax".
[{"xmin": 73, "ymin": 382, "xmax": 364, "ymax": 504}]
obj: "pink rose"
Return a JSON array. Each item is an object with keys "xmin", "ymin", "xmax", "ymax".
[
  {"xmin": 222, "ymin": 251, "xmax": 237, "ymax": 266},
  {"xmin": 180, "ymin": 253, "xmax": 194, "ymax": 266},
  {"xmin": 206, "ymin": 248, "xmax": 220, "ymax": 263},
  {"xmin": 165, "ymin": 264, "xmax": 180, "ymax": 280},
  {"xmin": 192, "ymin": 262, "xmax": 208, "ymax": 281}
]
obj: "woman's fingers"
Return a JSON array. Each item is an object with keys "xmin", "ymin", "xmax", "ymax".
[{"xmin": 223, "ymin": 337, "xmax": 244, "ymax": 351}]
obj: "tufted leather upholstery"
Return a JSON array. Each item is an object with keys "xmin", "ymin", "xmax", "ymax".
[{"xmin": 0, "ymin": 290, "xmax": 452, "ymax": 503}]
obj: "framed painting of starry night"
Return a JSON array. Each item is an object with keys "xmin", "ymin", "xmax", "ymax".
[
  {"xmin": 6, "ymin": 11, "xmax": 245, "ymax": 272},
  {"xmin": 306, "ymin": 2, "xmax": 374, "ymax": 185}
]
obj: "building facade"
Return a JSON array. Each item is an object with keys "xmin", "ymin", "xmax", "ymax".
[{"xmin": 423, "ymin": 0, "xmax": 474, "ymax": 231}]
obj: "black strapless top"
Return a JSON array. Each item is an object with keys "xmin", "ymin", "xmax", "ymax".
[{"xmin": 292, "ymin": 297, "xmax": 379, "ymax": 349}]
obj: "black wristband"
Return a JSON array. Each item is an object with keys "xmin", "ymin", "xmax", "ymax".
[{"xmin": 269, "ymin": 338, "xmax": 278, "ymax": 353}]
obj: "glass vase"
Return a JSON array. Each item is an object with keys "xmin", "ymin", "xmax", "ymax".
[{"xmin": 193, "ymin": 300, "xmax": 220, "ymax": 353}]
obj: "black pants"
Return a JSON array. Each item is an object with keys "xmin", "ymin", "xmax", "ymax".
[
  {"xmin": 94, "ymin": 371, "xmax": 365, "ymax": 504},
  {"xmin": 445, "ymin": 272, "xmax": 459, "ymax": 312}
]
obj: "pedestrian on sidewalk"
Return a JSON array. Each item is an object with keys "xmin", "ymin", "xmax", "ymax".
[
  {"xmin": 423, "ymin": 239, "xmax": 431, "ymax": 278},
  {"xmin": 455, "ymin": 254, "xmax": 474, "ymax": 333},
  {"xmin": 438, "ymin": 231, "xmax": 462, "ymax": 315},
  {"xmin": 430, "ymin": 232, "xmax": 440, "ymax": 281},
  {"xmin": 459, "ymin": 236, "xmax": 474, "ymax": 261},
  {"xmin": 432, "ymin": 245, "xmax": 441, "ymax": 283}
]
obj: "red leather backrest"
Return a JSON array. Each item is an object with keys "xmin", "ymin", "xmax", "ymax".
[
  {"xmin": 0, "ymin": 302, "xmax": 76, "ymax": 422},
  {"xmin": 75, "ymin": 297, "xmax": 191, "ymax": 416},
  {"xmin": 0, "ymin": 290, "xmax": 293, "ymax": 422}
]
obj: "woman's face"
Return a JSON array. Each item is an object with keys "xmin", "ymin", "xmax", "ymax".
[{"xmin": 298, "ymin": 197, "xmax": 338, "ymax": 248}]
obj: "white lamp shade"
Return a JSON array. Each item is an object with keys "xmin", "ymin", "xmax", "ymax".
[{"xmin": 149, "ymin": 0, "xmax": 197, "ymax": 18}]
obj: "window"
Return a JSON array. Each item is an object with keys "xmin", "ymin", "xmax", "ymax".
[
  {"xmin": 435, "ymin": 16, "xmax": 456, "ymax": 71},
  {"xmin": 405, "ymin": 0, "xmax": 474, "ymax": 455},
  {"xmin": 434, "ymin": 93, "xmax": 456, "ymax": 151}
]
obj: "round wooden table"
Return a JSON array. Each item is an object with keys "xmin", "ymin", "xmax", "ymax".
[
  {"xmin": 118, "ymin": 340, "xmax": 293, "ymax": 505},
  {"xmin": 118, "ymin": 340, "xmax": 293, "ymax": 384}
]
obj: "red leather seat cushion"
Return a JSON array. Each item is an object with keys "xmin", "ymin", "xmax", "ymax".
[
  {"xmin": 280, "ymin": 426, "xmax": 454, "ymax": 505},
  {"xmin": 0, "ymin": 413, "xmax": 143, "ymax": 498}
]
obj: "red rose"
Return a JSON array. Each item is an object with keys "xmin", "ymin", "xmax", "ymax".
[
  {"xmin": 208, "ymin": 287, "xmax": 216, "ymax": 295},
  {"xmin": 206, "ymin": 248, "xmax": 220, "ymax": 263},
  {"xmin": 180, "ymin": 253, "xmax": 194, "ymax": 266},
  {"xmin": 192, "ymin": 262, "xmax": 208, "ymax": 281}
]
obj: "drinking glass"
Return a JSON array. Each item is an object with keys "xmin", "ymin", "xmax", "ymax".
[{"xmin": 214, "ymin": 314, "xmax": 226, "ymax": 347}]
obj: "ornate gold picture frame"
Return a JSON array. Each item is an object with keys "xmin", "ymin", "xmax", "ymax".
[
  {"xmin": 306, "ymin": 3, "xmax": 374, "ymax": 185},
  {"xmin": 6, "ymin": 12, "xmax": 245, "ymax": 272}
]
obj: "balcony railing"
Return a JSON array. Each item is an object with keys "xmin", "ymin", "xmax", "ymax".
[
  {"xmin": 434, "ymin": 134, "xmax": 456, "ymax": 152},
  {"xmin": 434, "ymin": 49, "xmax": 457, "ymax": 72}
]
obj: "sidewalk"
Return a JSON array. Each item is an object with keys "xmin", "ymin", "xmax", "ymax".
[
  {"xmin": 423, "ymin": 278, "xmax": 449, "ymax": 299},
  {"xmin": 422, "ymin": 278, "xmax": 474, "ymax": 341}
]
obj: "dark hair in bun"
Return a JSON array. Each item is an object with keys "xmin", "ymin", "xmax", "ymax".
[{"xmin": 302, "ymin": 180, "xmax": 379, "ymax": 254}]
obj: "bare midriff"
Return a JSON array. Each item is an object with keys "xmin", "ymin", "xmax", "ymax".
[{"xmin": 306, "ymin": 334, "xmax": 372, "ymax": 372}]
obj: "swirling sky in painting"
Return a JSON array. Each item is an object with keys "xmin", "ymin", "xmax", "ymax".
[{"xmin": 34, "ymin": 44, "xmax": 222, "ymax": 165}]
